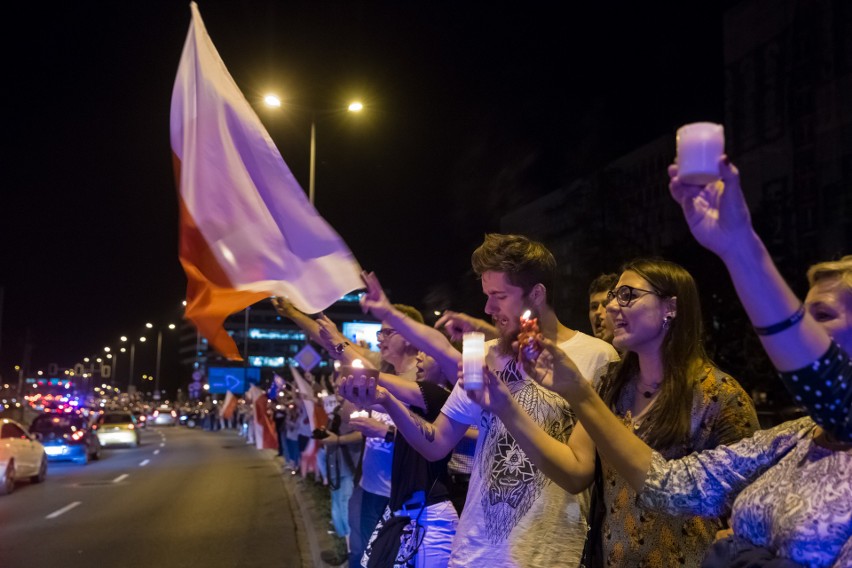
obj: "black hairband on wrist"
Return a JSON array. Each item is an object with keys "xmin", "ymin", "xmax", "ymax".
[{"xmin": 753, "ymin": 305, "xmax": 806, "ymax": 336}]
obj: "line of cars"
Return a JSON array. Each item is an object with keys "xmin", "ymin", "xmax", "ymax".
[{"xmin": 0, "ymin": 409, "xmax": 144, "ymax": 495}]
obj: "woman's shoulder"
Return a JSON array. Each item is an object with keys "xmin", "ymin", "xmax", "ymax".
[{"xmin": 695, "ymin": 365, "xmax": 752, "ymax": 401}]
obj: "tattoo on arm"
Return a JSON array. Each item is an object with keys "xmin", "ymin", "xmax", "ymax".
[{"xmin": 408, "ymin": 409, "xmax": 436, "ymax": 442}]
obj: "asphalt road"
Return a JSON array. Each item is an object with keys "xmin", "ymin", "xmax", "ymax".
[{"xmin": 0, "ymin": 426, "xmax": 301, "ymax": 568}]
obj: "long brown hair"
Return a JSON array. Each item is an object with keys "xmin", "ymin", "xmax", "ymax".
[{"xmin": 600, "ymin": 258, "xmax": 710, "ymax": 450}]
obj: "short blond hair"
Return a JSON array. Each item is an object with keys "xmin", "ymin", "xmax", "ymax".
[{"xmin": 807, "ymin": 255, "xmax": 852, "ymax": 291}]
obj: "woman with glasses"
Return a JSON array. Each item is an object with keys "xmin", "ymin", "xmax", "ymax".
[{"xmin": 472, "ymin": 257, "xmax": 760, "ymax": 568}]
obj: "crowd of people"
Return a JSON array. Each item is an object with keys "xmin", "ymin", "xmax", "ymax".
[{"xmin": 264, "ymin": 156, "xmax": 849, "ymax": 568}]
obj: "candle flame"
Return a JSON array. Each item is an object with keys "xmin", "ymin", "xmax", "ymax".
[
  {"xmin": 352, "ymin": 359, "xmax": 364, "ymax": 369},
  {"xmin": 521, "ymin": 310, "xmax": 531, "ymax": 321}
]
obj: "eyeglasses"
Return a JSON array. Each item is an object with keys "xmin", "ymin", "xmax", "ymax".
[
  {"xmin": 606, "ymin": 285, "xmax": 660, "ymax": 307},
  {"xmin": 376, "ymin": 328, "xmax": 398, "ymax": 341}
]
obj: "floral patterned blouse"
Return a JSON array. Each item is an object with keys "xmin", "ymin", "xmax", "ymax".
[
  {"xmin": 599, "ymin": 366, "xmax": 760, "ymax": 567},
  {"xmin": 640, "ymin": 417, "xmax": 852, "ymax": 567}
]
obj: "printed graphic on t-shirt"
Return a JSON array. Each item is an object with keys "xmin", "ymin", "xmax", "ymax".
[{"xmin": 476, "ymin": 359, "xmax": 574, "ymax": 543}]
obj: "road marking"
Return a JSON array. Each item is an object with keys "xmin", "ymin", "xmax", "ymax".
[
  {"xmin": 139, "ymin": 459, "xmax": 150, "ymax": 467},
  {"xmin": 153, "ymin": 449, "xmax": 160, "ymax": 455},
  {"xmin": 113, "ymin": 474, "xmax": 129, "ymax": 483},
  {"xmin": 46, "ymin": 501, "xmax": 81, "ymax": 519}
]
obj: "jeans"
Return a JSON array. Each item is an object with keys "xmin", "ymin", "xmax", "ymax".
[
  {"xmin": 362, "ymin": 500, "xmax": 459, "ymax": 568},
  {"xmin": 357, "ymin": 489, "xmax": 389, "ymax": 566},
  {"xmin": 331, "ymin": 473, "xmax": 354, "ymax": 537}
]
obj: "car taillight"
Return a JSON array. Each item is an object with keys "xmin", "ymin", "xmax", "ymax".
[
  {"xmin": 171, "ymin": 411, "xmax": 177, "ymax": 417},
  {"xmin": 153, "ymin": 411, "xmax": 159, "ymax": 417},
  {"xmin": 71, "ymin": 430, "xmax": 85, "ymax": 441},
  {"xmin": 128, "ymin": 424, "xmax": 135, "ymax": 430}
]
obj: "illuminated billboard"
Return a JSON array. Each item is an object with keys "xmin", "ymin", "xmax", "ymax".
[
  {"xmin": 207, "ymin": 366, "xmax": 261, "ymax": 394},
  {"xmin": 341, "ymin": 321, "xmax": 382, "ymax": 352}
]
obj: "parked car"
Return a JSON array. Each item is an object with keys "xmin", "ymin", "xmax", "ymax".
[
  {"xmin": 0, "ymin": 418, "xmax": 48, "ymax": 495},
  {"xmin": 29, "ymin": 413, "xmax": 101, "ymax": 465},
  {"xmin": 150, "ymin": 406, "xmax": 178, "ymax": 427},
  {"xmin": 95, "ymin": 411, "xmax": 140, "ymax": 447}
]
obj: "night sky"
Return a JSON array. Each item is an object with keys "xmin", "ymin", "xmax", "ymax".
[{"xmin": 3, "ymin": 1, "xmax": 739, "ymax": 378}]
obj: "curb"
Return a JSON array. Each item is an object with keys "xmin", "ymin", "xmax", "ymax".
[{"xmin": 278, "ymin": 457, "xmax": 325, "ymax": 568}]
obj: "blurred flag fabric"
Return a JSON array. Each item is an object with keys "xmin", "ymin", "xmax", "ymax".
[
  {"xmin": 170, "ymin": 2, "xmax": 362, "ymax": 360},
  {"xmin": 290, "ymin": 365, "xmax": 324, "ymax": 477},
  {"xmin": 221, "ymin": 390, "xmax": 237, "ymax": 420},
  {"xmin": 248, "ymin": 384, "xmax": 278, "ymax": 451}
]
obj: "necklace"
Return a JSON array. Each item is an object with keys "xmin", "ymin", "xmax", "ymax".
[{"xmin": 635, "ymin": 379, "xmax": 661, "ymax": 399}]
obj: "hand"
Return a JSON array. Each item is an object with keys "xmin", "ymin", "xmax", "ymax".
[
  {"xmin": 272, "ymin": 296, "xmax": 300, "ymax": 318},
  {"xmin": 435, "ymin": 310, "xmax": 482, "ymax": 342},
  {"xmin": 536, "ymin": 336, "xmax": 590, "ymax": 399},
  {"xmin": 316, "ymin": 314, "xmax": 346, "ymax": 355},
  {"xmin": 337, "ymin": 373, "xmax": 388, "ymax": 408},
  {"xmin": 668, "ymin": 156, "xmax": 753, "ymax": 258},
  {"xmin": 466, "ymin": 367, "xmax": 514, "ymax": 415},
  {"xmin": 349, "ymin": 416, "xmax": 391, "ymax": 438},
  {"xmin": 359, "ymin": 271, "xmax": 393, "ymax": 320}
]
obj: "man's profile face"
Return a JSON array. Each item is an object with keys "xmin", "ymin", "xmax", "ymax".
[
  {"xmin": 589, "ymin": 290, "xmax": 614, "ymax": 343},
  {"xmin": 482, "ymin": 271, "xmax": 528, "ymax": 348}
]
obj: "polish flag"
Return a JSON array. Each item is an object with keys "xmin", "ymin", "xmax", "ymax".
[
  {"xmin": 170, "ymin": 2, "xmax": 362, "ymax": 359},
  {"xmin": 220, "ymin": 390, "xmax": 237, "ymax": 420}
]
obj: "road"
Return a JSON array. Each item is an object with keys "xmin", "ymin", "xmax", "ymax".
[{"xmin": 0, "ymin": 426, "xmax": 302, "ymax": 568}]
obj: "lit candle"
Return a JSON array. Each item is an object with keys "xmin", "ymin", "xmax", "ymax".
[
  {"xmin": 463, "ymin": 332, "xmax": 485, "ymax": 391},
  {"xmin": 339, "ymin": 358, "xmax": 379, "ymax": 380},
  {"xmin": 676, "ymin": 122, "xmax": 725, "ymax": 185},
  {"xmin": 352, "ymin": 359, "xmax": 364, "ymax": 369},
  {"xmin": 349, "ymin": 410, "xmax": 369, "ymax": 419}
]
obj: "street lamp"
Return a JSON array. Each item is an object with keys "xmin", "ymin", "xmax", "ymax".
[
  {"xmin": 261, "ymin": 95, "xmax": 363, "ymax": 205},
  {"xmin": 153, "ymin": 323, "xmax": 177, "ymax": 399}
]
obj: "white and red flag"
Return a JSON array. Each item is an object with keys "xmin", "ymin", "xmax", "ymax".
[{"xmin": 170, "ymin": 2, "xmax": 362, "ymax": 359}]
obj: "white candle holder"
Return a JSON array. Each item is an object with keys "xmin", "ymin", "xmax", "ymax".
[
  {"xmin": 463, "ymin": 332, "xmax": 485, "ymax": 391},
  {"xmin": 676, "ymin": 122, "xmax": 725, "ymax": 185}
]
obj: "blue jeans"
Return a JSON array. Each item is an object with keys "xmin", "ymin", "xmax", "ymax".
[
  {"xmin": 362, "ymin": 501, "xmax": 459, "ymax": 567},
  {"xmin": 351, "ymin": 488, "xmax": 388, "ymax": 568},
  {"xmin": 331, "ymin": 473, "xmax": 354, "ymax": 537}
]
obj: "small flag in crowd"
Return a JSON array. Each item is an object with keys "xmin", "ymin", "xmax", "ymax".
[{"xmin": 170, "ymin": 2, "xmax": 363, "ymax": 359}]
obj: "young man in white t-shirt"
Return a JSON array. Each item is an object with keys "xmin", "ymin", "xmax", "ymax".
[{"xmin": 339, "ymin": 234, "xmax": 619, "ymax": 568}]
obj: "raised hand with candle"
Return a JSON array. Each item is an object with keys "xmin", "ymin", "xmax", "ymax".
[{"xmin": 668, "ymin": 155, "xmax": 752, "ymax": 258}]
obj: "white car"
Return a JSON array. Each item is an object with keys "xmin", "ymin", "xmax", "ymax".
[{"xmin": 0, "ymin": 418, "xmax": 48, "ymax": 495}]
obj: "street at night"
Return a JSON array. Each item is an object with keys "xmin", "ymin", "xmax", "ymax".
[{"xmin": 0, "ymin": 427, "xmax": 302, "ymax": 568}]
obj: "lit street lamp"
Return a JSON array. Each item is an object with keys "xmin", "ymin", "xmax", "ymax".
[{"xmin": 261, "ymin": 95, "xmax": 363, "ymax": 205}]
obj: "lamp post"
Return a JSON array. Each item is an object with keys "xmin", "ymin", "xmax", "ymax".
[
  {"xmin": 151, "ymin": 323, "xmax": 177, "ymax": 398},
  {"xmin": 124, "ymin": 336, "xmax": 146, "ymax": 392},
  {"xmin": 261, "ymin": 96, "xmax": 363, "ymax": 205}
]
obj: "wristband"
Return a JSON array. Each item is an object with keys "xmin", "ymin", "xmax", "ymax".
[{"xmin": 753, "ymin": 305, "xmax": 805, "ymax": 336}]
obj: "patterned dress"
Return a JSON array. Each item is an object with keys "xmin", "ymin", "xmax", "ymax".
[
  {"xmin": 599, "ymin": 366, "xmax": 760, "ymax": 567},
  {"xmin": 639, "ymin": 417, "xmax": 852, "ymax": 567}
]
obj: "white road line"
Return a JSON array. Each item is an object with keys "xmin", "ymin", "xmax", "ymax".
[
  {"xmin": 113, "ymin": 474, "xmax": 129, "ymax": 483},
  {"xmin": 46, "ymin": 501, "xmax": 81, "ymax": 519},
  {"xmin": 139, "ymin": 459, "xmax": 150, "ymax": 467},
  {"xmin": 153, "ymin": 449, "xmax": 160, "ymax": 455}
]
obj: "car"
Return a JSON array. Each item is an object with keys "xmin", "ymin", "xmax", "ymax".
[
  {"xmin": 29, "ymin": 413, "xmax": 101, "ymax": 465},
  {"xmin": 150, "ymin": 406, "xmax": 178, "ymax": 427},
  {"xmin": 132, "ymin": 411, "xmax": 148, "ymax": 429},
  {"xmin": 0, "ymin": 418, "xmax": 48, "ymax": 495},
  {"xmin": 95, "ymin": 411, "xmax": 140, "ymax": 447}
]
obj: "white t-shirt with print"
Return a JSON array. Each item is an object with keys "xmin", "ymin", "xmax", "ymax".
[{"xmin": 442, "ymin": 331, "xmax": 618, "ymax": 568}]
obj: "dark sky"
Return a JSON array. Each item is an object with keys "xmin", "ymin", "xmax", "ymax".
[{"xmin": 2, "ymin": 1, "xmax": 738, "ymax": 375}]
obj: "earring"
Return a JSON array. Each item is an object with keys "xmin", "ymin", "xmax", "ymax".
[{"xmin": 663, "ymin": 316, "xmax": 673, "ymax": 330}]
